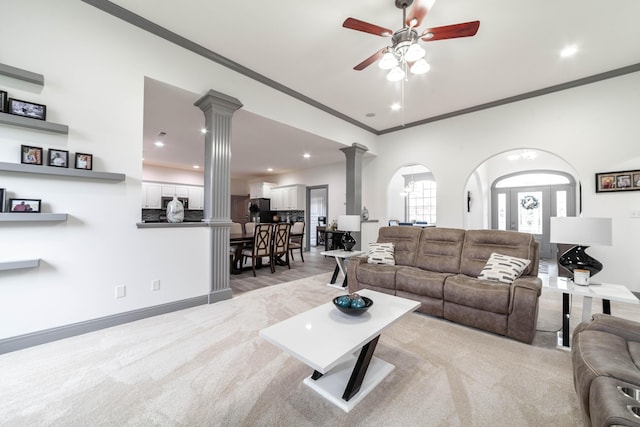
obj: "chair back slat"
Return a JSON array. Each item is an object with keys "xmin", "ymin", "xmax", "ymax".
[
  {"xmin": 253, "ymin": 224, "xmax": 273, "ymax": 257},
  {"xmin": 273, "ymin": 223, "xmax": 291, "ymax": 255}
]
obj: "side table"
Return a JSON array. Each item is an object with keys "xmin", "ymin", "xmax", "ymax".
[
  {"xmin": 542, "ymin": 276, "xmax": 639, "ymax": 349},
  {"xmin": 320, "ymin": 249, "xmax": 365, "ymax": 289}
]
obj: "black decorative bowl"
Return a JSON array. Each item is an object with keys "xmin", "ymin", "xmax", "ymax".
[{"xmin": 333, "ymin": 295, "xmax": 374, "ymax": 315}]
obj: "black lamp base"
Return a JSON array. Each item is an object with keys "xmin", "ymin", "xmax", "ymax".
[
  {"xmin": 558, "ymin": 245, "xmax": 603, "ymax": 278},
  {"xmin": 341, "ymin": 231, "xmax": 356, "ymax": 251}
]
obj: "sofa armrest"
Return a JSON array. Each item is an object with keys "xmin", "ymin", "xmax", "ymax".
[
  {"xmin": 575, "ymin": 313, "xmax": 640, "ymax": 343},
  {"xmin": 346, "ymin": 256, "xmax": 368, "ymax": 292},
  {"xmin": 512, "ymin": 276, "xmax": 542, "ymax": 296}
]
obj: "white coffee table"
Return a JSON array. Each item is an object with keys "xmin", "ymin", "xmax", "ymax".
[
  {"xmin": 542, "ymin": 276, "xmax": 639, "ymax": 348},
  {"xmin": 320, "ymin": 249, "xmax": 365, "ymax": 289},
  {"xmin": 259, "ymin": 289, "xmax": 421, "ymax": 412}
]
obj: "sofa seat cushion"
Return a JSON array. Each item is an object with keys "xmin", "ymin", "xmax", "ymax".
[
  {"xmin": 444, "ymin": 274, "xmax": 511, "ymax": 314},
  {"xmin": 354, "ymin": 263, "xmax": 397, "ymax": 291},
  {"xmin": 396, "ymin": 266, "xmax": 449, "ymax": 299}
]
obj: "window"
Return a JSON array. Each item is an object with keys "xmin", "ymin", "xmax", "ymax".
[{"xmin": 407, "ymin": 179, "xmax": 437, "ymax": 224}]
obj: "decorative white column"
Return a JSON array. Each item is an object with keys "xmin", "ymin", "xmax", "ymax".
[
  {"xmin": 340, "ymin": 143, "xmax": 369, "ymax": 250},
  {"xmin": 195, "ymin": 90, "xmax": 243, "ymax": 304}
]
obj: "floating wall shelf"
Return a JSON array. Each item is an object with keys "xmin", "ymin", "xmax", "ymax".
[
  {"xmin": 0, "ymin": 259, "xmax": 40, "ymax": 271},
  {"xmin": 0, "ymin": 162, "xmax": 125, "ymax": 181},
  {"xmin": 0, "ymin": 213, "xmax": 67, "ymax": 222},
  {"xmin": 0, "ymin": 63, "xmax": 44, "ymax": 86},
  {"xmin": 0, "ymin": 112, "xmax": 68, "ymax": 134}
]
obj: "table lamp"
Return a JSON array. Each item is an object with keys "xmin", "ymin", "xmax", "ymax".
[
  {"xmin": 549, "ymin": 217, "xmax": 612, "ymax": 280},
  {"xmin": 338, "ymin": 215, "xmax": 361, "ymax": 251}
]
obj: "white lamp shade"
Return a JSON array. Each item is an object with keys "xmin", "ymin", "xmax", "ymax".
[
  {"xmin": 378, "ymin": 52, "xmax": 398, "ymax": 70},
  {"xmin": 338, "ymin": 215, "xmax": 361, "ymax": 232},
  {"xmin": 549, "ymin": 217, "xmax": 612, "ymax": 246},
  {"xmin": 405, "ymin": 43, "xmax": 426, "ymax": 62},
  {"xmin": 410, "ymin": 59, "xmax": 430, "ymax": 75},
  {"xmin": 387, "ymin": 66, "xmax": 405, "ymax": 82}
]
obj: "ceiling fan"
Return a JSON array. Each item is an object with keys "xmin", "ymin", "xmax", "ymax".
[{"xmin": 343, "ymin": 0, "xmax": 480, "ymax": 81}]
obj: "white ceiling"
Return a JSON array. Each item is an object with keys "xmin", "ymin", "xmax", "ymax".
[{"xmin": 103, "ymin": 0, "xmax": 640, "ymax": 179}]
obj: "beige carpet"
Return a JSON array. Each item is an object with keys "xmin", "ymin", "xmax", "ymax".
[{"xmin": 2, "ymin": 272, "xmax": 636, "ymax": 426}]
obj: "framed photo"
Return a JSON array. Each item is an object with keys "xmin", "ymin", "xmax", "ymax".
[
  {"xmin": 7, "ymin": 98, "xmax": 46, "ymax": 121},
  {"xmin": 74, "ymin": 152, "xmax": 93, "ymax": 170},
  {"xmin": 48, "ymin": 149, "xmax": 69, "ymax": 168},
  {"xmin": 0, "ymin": 90, "xmax": 7, "ymax": 113},
  {"xmin": 8, "ymin": 198, "xmax": 41, "ymax": 213},
  {"xmin": 596, "ymin": 169, "xmax": 640, "ymax": 193},
  {"xmin": 21, "ymin": 145, "xmax": 43, "ymax": 165}
]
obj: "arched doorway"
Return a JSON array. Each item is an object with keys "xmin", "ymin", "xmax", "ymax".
[
  {"xmin": 387, "ymin": 164, "xmax": 437, "ymax": 225},
  {"xmin": 491, "ymin": 170, "xmax": 577, "ymax": 259}
]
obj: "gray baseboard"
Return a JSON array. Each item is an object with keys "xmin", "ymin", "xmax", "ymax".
[{"xmin": 0, "ymin": 295, "xmax": 210, "ymax": 355}]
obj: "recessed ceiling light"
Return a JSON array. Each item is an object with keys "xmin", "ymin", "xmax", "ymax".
[
  {"xmin": 192, "ymin": 165, "xmax": 200, "ymax": 169},
  {"xmin": 391, "ymin": 103, "xmax": 402, "ymax": 111},
  {"xmin": 365, "ymin": 112, "xmax": 376, "ymax": 118},
  {"xmin": 200, "ymin": 128, "xmax": 207, "ymax": 134},
  {"xmin": 267, "ymin": 167, "xmax": 273, "ymax": 172},
  {"xmin": 303, "ymin": 153, "xmax": 311, "ymax": 159},
  {"xmin": 154, "ymin": 141, "xmax": 164, "ymax": 147},
  {"xmin": 560, "ymin": 45, "xmax": 578, "ymax": 58}
]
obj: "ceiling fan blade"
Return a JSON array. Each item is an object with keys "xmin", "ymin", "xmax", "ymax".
[
  {"xmin": 406, "ymin": 0, "xmax": 428, "ymax": 28},
  {"xmin": 354, "ymin": 49, "xmax": 385, "ymax": 71},
  {"xmin": 421, "ymin": 20, "xmax": 480, "ymax": 41},
  {"xmin": 343, "ymin": 17, "xmax": 393, "ymax": 37}
]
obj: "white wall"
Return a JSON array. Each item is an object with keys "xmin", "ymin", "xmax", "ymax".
[
  {"xmin": 0, "ymin": 1, "xmax": 371, "ymax": 339},
  {"xmin": 363, "ymin": 72, "xmax": 640, "ymax": 289}
]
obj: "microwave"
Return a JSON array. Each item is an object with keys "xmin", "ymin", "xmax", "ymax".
[{"xmin": 161, "ymin": 196, "xmax": 189, "ymax": 210}]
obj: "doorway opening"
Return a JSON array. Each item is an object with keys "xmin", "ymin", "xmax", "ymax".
[
  {"xmin": 306, "ymin": 185, "xmax": 328, "ymax": 249},
  {"xmin": 491, "ymin": 170, "xmax": 576, "ymax": 259}
]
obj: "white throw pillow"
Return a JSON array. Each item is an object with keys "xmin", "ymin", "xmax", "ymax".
[
  {"xmin": 478, "ymin": 252, "xmax": 531, "ymax": 284},
  {"xmin": 367, "ymin": 242, "xmax": 395, "ymax": 265}
]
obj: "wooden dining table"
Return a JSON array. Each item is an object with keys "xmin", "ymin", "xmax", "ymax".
[
  {"xmin": 230, "ymin": 226, "xmax": 304, "ymax": 274},
  {"xmin": 230, "ymin": 232, "xmax": 255, "ymax": 274}
]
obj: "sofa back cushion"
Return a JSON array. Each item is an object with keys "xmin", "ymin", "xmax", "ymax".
[
  {"xmin": 376, "ymin": 226, "xmax": 422, "ymax": 266},
  {"xmin": 460, "ymin": 229, "xmax": 537, "ymax": 278},
  {"xmin": 414, "ymin": 227, "xmax": 465, "ymax": 273}
]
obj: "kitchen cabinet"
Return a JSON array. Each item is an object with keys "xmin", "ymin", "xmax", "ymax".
[
  {"xmin": 161, "ymin": 185, "xmax": 189, "ymax": 197},
  {"xmin": 271, "ymin": 184, "xmax": 305, "ymax": 210},
  {"xmin": 141, "ymin": 183, "xmax": 161, "ymax": 208},
  {"xmin": 187, "ymin": 186, "xmax": 204, "ymax": 210},
  {"xmin": 249, "ymin": 182, "xmax": 275, "ymax": 199}
]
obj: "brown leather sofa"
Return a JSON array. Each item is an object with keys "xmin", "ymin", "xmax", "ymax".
[
  {"xmin": 572, "ymin": 314, "xmax": 640, "ymax": 426},
  {"xmin": 347, "ymin": 226, "xmax": 542, "ymax": 343}
]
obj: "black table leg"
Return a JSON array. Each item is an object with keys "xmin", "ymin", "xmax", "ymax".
[
  {"xmin": 330, "ymin": 264, "xmax": 340, "ymax": 284},
  {"xmin": 562, "ymin": 292, "xmax": 570, "ymax": 347},
  {"xmin": 603, "ymin": 299, "xmax": 611, "ymax": 315},
  {"xmin": 342, "ymin": 335, "xmax": 380, "ymax": 401}
]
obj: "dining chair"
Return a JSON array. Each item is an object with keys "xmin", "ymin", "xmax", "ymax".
[
  {"xmin": 272, "ymin": 223, "xmax": 291, "ymax": 270},
  {"xmin": 244, "ymin": 222, "xmax": 256, "ymax": 235},
  {"xmin": 289, "ymin": 221, "xmax": 305, "ymax": 262},
  {"xmin": 230, "ymin": 222, "xmax": 243, "ymax": 234},
  {"xmin": 241, "ymin": 223, "xmax": 274, "ymax": 276}
]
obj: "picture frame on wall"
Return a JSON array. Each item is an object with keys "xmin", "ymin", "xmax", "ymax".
[
  {"xmin": 21, "ymin": 145, "xmax": 43, "ymax": 165},
  {"xmin": 8, "ymin": 198, "xmax": 41, "ymax": 213},
  {"xmin": 596, "ymin": 169, "xmax": 640, "ymax": 193},
  {"xmin": 48, "ymin": 149, "xmax": 69, "ymax": 168},
  {"xmin": 74, "ymin": 152, "xmax": 93, "ymax": 170},
  {"xmin": 0, "ymin": 90, "xmax": 7, "ymax": 113},
  {"xmin": 7, "ymin": 98, "xmax": 46, "ymax": 121}
]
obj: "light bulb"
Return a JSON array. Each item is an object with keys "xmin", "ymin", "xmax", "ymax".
[
  {"xmin": 405, "ymin": 43, "xmax": 425, "ymax": 62},
  {"xmin": 387, "ymin": 66, "xmax": 405, "ymax": 82},
  {"xmin": 378, "ymin": 52, "xmax": 398, "ymax": 70},
  {"xmin": 410, "ymin": 59, "xmax": 430, "ymax": 75}
]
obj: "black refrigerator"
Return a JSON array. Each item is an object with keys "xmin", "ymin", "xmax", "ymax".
[{"xmin": 249, "ymin": 198, "xmax": 274, "ymax": 223}]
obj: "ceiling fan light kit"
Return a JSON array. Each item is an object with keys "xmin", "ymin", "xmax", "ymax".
[{"xmin": 343, "ymin": 0, "xmax": 480, "ymax": 82}]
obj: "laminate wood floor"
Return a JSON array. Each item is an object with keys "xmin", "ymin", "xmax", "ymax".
[{"xmin": 229, "ymin": 246, "xmax": 337, "ymax": 296}]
